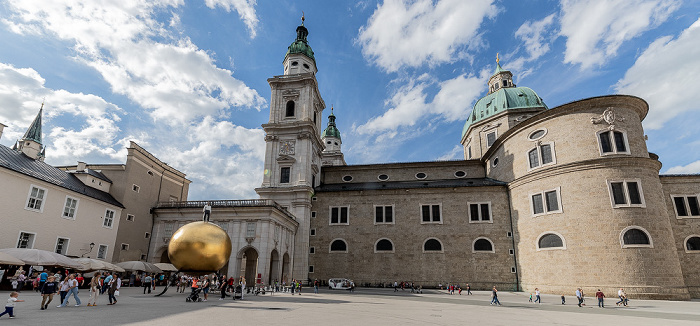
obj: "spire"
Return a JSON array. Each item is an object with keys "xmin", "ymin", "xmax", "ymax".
[
  {"xmin": 321, "ymin": 106, "xmax": 341, "ymax": 140},
  {"xmin": 22, "ymin": 102, "xmax": 43, "ymax": 144},
  {"xmin": 494, "ymin": 52, "xmax": 507, "ymax": 75},
  {"xmin": 286, "ymin": 13, "xmax": 315, "ymax": 62},
  {"xmin": 487, "ymin": 55, "xmax": 515, "ymax": 94}
]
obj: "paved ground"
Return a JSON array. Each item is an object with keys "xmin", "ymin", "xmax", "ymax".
[{"xmin": 1, "ymin": 287, "xmax": 699, "ymax": 325}]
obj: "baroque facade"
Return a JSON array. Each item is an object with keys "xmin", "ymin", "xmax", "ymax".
[{"xmin": 149, "ymin": 21, "xmax": 700, "ymax": 300}]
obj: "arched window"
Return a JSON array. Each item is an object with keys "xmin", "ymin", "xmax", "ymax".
[
  {"xmin": 375, "ymin": 239, "xmax": 394, "ymax": 252},
  {"xmin": 537, "ymin": 232, "xmax": 565, "ymax": 250},
  {"xmin": 472, "ymin": 238, "xmax": 494, "ymax": 252},
  {"xmin": 621, "ymin": 227, "xmax": 652, "ymax": 247},
  {"xmin": 423, "ymin": 238, "xmax": 442, "ymax": 252},
  {"xmin": 685, "ymin": 236, "xmax": 700, "ymax": 252},
  {"xmin": 285, "ymin": 101, "xmax": 295, "ymax": 117},
  {"xmin": 329, "ymin": 239, "xmax": 347, "ymax": 252}
]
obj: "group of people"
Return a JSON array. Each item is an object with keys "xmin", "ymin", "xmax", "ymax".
[
  {"xmin": 393, "ymin": 281, "xmax": 423, "ymax": 293},
  {"xmin": 524, "ymin": 287, "xmax": 630, "ymax": 308}
]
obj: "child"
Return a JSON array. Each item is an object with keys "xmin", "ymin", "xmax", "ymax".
[
  {"xmin": 11, "ymin": 279, "xmax": 18, "ymax": 291},
  {"xmin": 529, "ymin": 293, "xmax": 533, "ymax": 302},
  {"xmin": 0, "ymin": 292, "xmax": 24, "ymax": 319}
]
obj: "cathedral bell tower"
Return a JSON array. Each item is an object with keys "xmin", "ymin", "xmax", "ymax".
[{"xmin": 256, "ymin": 15, "xmax": 325, "ymax": 282}]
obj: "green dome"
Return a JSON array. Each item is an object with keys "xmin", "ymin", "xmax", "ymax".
[
  {"xmin": 286, "ymin": 24, "xmax": 315, "ymax": 62},
  {"xmin": 462, "ymin": 86, "xmax": 547, "ymax": 137},
  {"xmin": 321, "ymin": 111, "xmax": 341, "ymax": 140}
]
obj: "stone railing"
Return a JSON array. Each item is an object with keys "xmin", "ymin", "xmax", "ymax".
[{"xmin": 154, "ymin": 199, "xmax": 295, "ymax": 220}]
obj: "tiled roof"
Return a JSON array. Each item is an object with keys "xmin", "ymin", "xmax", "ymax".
[
  {"xmin": 315, "ymin": 178, "xmax": 506, "ymax": 192},
  {"xmin": 0, "ymin": 145, "xmax": 124, "ymax": 208}
]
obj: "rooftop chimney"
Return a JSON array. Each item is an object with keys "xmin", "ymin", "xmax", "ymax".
[
  {"xmin": 77, "ymin": 161, "xmax": 87, "ymax": 171},
  {"xmin": 0, "ymin": 123, "xmax": 6, "ymax": 141}
]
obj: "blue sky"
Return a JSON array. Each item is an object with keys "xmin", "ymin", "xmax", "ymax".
[{"xmin": 1, "ymin": 0, "xmax": 700, "ymax": 200}]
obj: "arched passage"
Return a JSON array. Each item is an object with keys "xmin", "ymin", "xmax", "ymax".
[
  {"xmin": 238, "ymin": 247, "xmax": 259, "ymax": 285},
  {"xmin": 269, "ymin": 249, "xmax": 280, "ymax": 284},
  {"xmin": 281, "ymin": 252, "xmax": 290, "ymax": 284},
  {"xmin": 159, "ymin": 250, "xmax": 171, "ymax": 263}
]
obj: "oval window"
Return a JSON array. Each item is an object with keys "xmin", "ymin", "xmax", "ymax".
[
  {"xmin": 415, "ymin": 172, "xmax": 427, "ymax": 179},
  {"xmin": 378, "ymin": 174, "xmax": 389, "ymax": 181},
  {"xmin": 492, "ymin": 158, "xmax": 499, "ymax": 167},
  {"xmin": 303, "ymin": 63, "xmax": 310, "ymax": 69},
  {"xmin": 326, "ymin": 141, "xmax": 331, "ymax": 144},
  {"xmin": 528, "ymin": 129, "xmax": 547, "ymax": 140},
  {"xmin": 454, "ymin": 171, "xmax": 466, "ymax": 178},
  {"xmin": 291, "ymin": 61, "xmax": 298, "ymax": 66},
  {"xmin": 342, "ymin": 175, "xmax": 353, "ymax": 182}
]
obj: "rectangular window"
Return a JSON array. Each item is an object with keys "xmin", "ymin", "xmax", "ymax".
[
  {"xmin": 527, "ymin": 143, "xmax": 555, "ymax": 170},
  {"xmin": 310, "ymin": 228, "xmax": 316, "ymax": 236},
  {"xmin": 309, "ymin": 247, "xmax": 315, "ymax": 254},
  {"xmin": 62, "ymin": 197, "xmax": 78, "ymax": 219},
  {"xmin": 598, "ymin": 130, "xmax": 630, "ymax": 155},
  {"xmin": 280, "ymin": 167, "xmax": 291, "ymax": 184},
  {"xmin": 126, "ymin": 214, "xmax": 135, "ymax": 221},
  {"xmin": 26, "ymin": 185, "xmax": 46, "ymax": 211},
  {"xmin": 467, "ymin": 146, "xmax": 472, "ymax": 159},
  {"xmin": 421, "ymin": 204, "xmax": 442, "ymax": 223},
  {"xmin": 468, "ymin": 202, "xmax": 492, "ymax": 222},
  {"xmin": 97, "ymin": 244, "xmax": 108, "ymax": 259},
  {"xmin": 672, "ymin": 195, "xmax": 700, "ymax": 218},
  {"xmin": 164, "ymin": 223, "xmax": 174, "ymax": 237},
  {"xmin": 330, "ymin": 206, "xmax": 349, "ymax": 225},
  {"xmin": 132, "ymin": 184, "xmax": 140, "ymax": 193},
  {"xmin": 309, "ymin": 265, "xmax": 314, "ymax": 273},
  {"xmin": 102, "ymin": 209, "xmax": 115, "ymax": 228},
  {"xmin": 55, "ymin": 237, "xmax": 69, "ymax": 255},
  {"xmin": 16, "ymin": 232, "xmax": 35, "ymax": 249},
  {"xmin": 509, "ymin": 249, "xmax": 514, "ymax": 255},
  {"xmin": 145, "ymin": 232, "xmax": 151, "ymax": 239},
  {"xmin": 246, "ymin": 222, "xmax": 256, "ymax": 237},
  {"xmin": 608, "ymin": 180, "xmax": 645, "ymax": 208},
  {"xmin": 486, "ymin": 132, "xmax": 497, "ymax": 147},
  {"xmin": 375, "ymin": 205, "xmax": 394, "ymax": 224},
  {"xmin": 140, "ymin": 254, "xmax": 147, "ymax": 260},
  {"xmin": 311, "ymin": 211, "xmax": 316, "ymax": 218},
  {"xmin": 531, "ymin": 188, "xmax": 562, "ymax": 216},
  {"xmin": 121, "ymin": 243, "xmax": 129, "ymax": 250}
]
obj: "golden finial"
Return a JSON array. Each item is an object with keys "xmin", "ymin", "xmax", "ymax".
[
  {"xmin": 496, "ymin": 53, "xmax": 499, "ymax": 64},
  {"xmin": 301, "ymin": 11, "xmax": 305, "ymax": 24},
  {"xmin": 40, "ymin": 98, "xmax": 45, "ymax": 110}
]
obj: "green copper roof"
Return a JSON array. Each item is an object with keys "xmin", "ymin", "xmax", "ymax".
[
  {"xmin": 321, "ymin": 111, "xmax": 341, "ymax": 140},
  {"xmin": 286, "ymin": 23, "xmax": 315, "ymax": 62},
  {"xmin": 494, "ymin": 62, "xmax": 507, "ymax": 75},
  {"xmin": 462, "ymin": 86, "xmax": 547, "ymax": 137},
  {"xmin": 22, "ymin": 107, "xmax": 43, "ymax": 144}
]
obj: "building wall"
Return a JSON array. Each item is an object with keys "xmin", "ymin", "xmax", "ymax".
[
  {"xmin": 660, "ymin": 175, "xmax": 700, "ymax": 297},
  {"xmin": 0, "ymin": 169, "xmax": 121, "ymax": 261}
]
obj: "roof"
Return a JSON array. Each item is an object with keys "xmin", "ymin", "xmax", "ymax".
[
  {"xmin": 286, "ymin": 23, "xmax": 315, "ymax": 62},
  {"xmin": 72, "ymin": 169, "xmax": 112, "ymax": 183},
  {"xmin": 0, "ymin": 145, "xmax": 124, "ymax": 208},
  {"xmin": 321, "ymin": 111, "xmax": 341, "ymax": 140},
  {"xmin": 22, "ymin": 107, "xmax": 43, "ymax": 144},
  {"xmin": 462, "ymin": 86, "xmax": 547, "ymax": 137},
  {"xmin": 315, "ymin": 178, "xmax": 506, "ymax": 192}
]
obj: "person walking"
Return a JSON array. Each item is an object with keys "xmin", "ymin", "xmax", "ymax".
[
  {"xmin": 87, "ymin": 272, "xmax": 100, "ymax": 306},
  {"xmin": 58, "ymin": 277, "xmax": 70, "ymax": 306},
  {"xmin": 38, "ymin": 271, "xmax": 48, "ymax": 292},
  {"xmin": 17, "ymin": 271, "xmax": 26, "ymax": 292},
  {"xmin": 201, "ymin": 275, "xmax": 210, "ymax": 301},
  {"xmin": 40, "ymin": 275, "xmax": 57, "ymax": 310},
  {"xmin": 595, "ymin": 289, "xmax": 605, "ymax": 308},
  {"xmin": 143, "ymin": 274, "xmax": 153, "ymax": 294},
  {"xmin": 219, "ymin": 277, "xmax": 228, "ymax": 300},
  {"xmin": 57, "ymin": 274, "xmax": 81, "ymax": 307},
  {"xmin": 575, "ymin": 288, "xmax": 583, "ymax": 307},
  {"xmin": 107, "ymin": 273, "xmax": 119, "ymax": 305},
  {"xmin": 0, "ymin": 292, "xmax": 24, "ymax": 319},
  {"xmin": 490, "ymin": 286, "xmax": 501, "ymax": 306},
  {"xmin": 394, "ymin": 281, "xmax": 398, "ymax": 292},
  {"xmin": 314, "ymin": 279, "xmax": 319, "ymax": 294},
  {"xmin": 616, "ymin": 288, "xmax": 627, "ymax": 306},
  {"xmin": 466, "ymin": 283, "xmax": 472, "ymax": 295},
  {"xmin": 102, "ymin": 272, "xmax": 112, "ymax": 295},
  {"xmin": 534, "ymin": 288, "xmax": 541, "ymax": 304}
]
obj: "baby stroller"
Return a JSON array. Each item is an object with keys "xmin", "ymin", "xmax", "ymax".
[
  {"xmin": 233, "ymin": 285, "xmax": 242, "ymax": 300},
  {"xmin": 186, "ymin": 288, "xmax": 203, "ymax": 302}
]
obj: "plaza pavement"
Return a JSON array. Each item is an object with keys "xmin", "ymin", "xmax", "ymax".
[{"xmin": 1, "ymin": 286, "xmax": 699, "ymax": 325}]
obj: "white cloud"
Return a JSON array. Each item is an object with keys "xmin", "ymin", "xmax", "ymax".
[
  {"xmin": 0, "ymin": 62, "xmax": 125, "ymax": 163},
  {"xmin": 3, "ymin": 0, "xmax": 265, "ymax": 124},
  {"xmin": 507, "ymin": 13, "xmax": 557, "ymax": 74},
  {"xmin": 665, "ymin": 160, "xmax": 700, "ymax": 175},
  {"xmin": 204, "ymin": 0, "xmax": 259, "ymax": 38},
  {"xmin": 357, "ymin": 0, "xmax": 498, "ymax": 72},
  {"xmin": 616, "ymin": 18, "xmax": 700, "ymax": 130},
  {"xmin": 559, "ymin": 0, "xmax": 679, "ymax": 69},
  {"xmin": 437, "ymin": 145, "xmax": 463, "ymax": 161}
]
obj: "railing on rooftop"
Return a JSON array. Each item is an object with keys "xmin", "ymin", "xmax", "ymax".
[{"xmin": 154, "ymin": 199, "xmax": 296, "ymax": 221}]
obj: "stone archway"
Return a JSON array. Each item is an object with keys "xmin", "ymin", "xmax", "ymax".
[
  {"xmin": 269, "ymin": 249, "xmax": 280, "ymax": 284},
  {"xmin": 281, "ymin": 252, "xmax": 290, "ymax": 284},
  {"xmin": 238, "ymin": 247, "xmax": 259, "ymax": 286},
  {"xmin": 160, "ymin": 250, "xmax": 171, "ymax": 263}
]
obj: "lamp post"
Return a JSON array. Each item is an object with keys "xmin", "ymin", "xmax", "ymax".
[{"xmin": 82, "ymin": 242, "xmax": 95, "ymax": 257}]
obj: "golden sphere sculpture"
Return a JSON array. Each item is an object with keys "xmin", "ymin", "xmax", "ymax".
[{"xmin": 168, "ymin": 221, "xmax": 232, "ymax": 274}]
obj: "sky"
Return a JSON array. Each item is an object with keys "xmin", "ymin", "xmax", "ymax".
[{"xmin": 1, "ymin": 0, "xmax": 700, "ymax": 200}]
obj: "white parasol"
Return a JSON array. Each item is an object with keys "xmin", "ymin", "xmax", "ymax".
[{"xmin": 0, "ymin": 248, "xmax": 82, "ymax": 269}]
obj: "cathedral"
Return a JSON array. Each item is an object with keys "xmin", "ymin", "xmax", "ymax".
[{"xmin": 149, "ymin": 20, "xmax": 700, "ymax": 300}]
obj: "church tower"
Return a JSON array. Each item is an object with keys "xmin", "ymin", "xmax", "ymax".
[
  {"xmin": 16, "ymin": 104, "xmax": 45, "ymax": 161},
  {"xmin": 321, "ymin": 108, "xmax": 346, "ymax": 166},
  {"xmin": 256, "ymin": 16, "xmax": 325, "ymax": 282}
]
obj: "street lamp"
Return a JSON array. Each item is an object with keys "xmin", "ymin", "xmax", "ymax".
[{"xmin": 82, "ymin": 242, "xmax": 95, "ymax": 257}]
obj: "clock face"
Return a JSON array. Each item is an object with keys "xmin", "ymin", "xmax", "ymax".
[{"xmin": 279, "ymin": 141, "xmax": 295, "ymax": 155}]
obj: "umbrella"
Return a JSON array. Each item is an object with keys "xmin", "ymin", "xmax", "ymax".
[
  {"xmin": 153, "ymin": 263, "xmax": 178, "ymax": 272},
  {"xmin": 0, "ymin": 252, "xmax": 25, "ymax": 265},
  {"xmin": 0, "ymin": 248, "xmax": 82, "ymax": 269},
  {"xmin": 116, "ymin": 261, "xmax": 162, "ymax": 273},
  {"xmin": 73, "ymin": 258, "xmax": 125, "ymax": 272}
]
